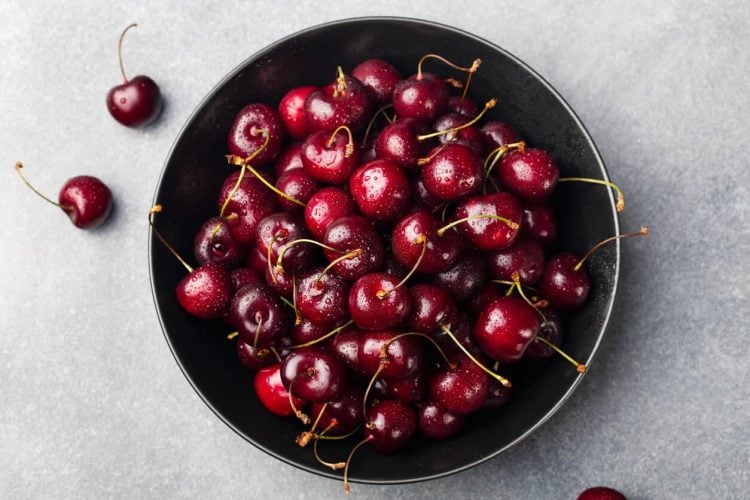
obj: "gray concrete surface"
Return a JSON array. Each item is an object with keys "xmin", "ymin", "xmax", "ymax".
[{"xmin": 1, "ymin": 1, "xmax": 748, "ymax": 498}]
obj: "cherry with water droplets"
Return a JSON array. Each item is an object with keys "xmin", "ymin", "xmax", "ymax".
[
  {"xmin": 452, "ymin": 192, "xmax": 522, "ymax": 250},
  {"xmin": 538, "ymin": 252, "xmax": 590, "ymax": 312},
  {"xmin": 408, "ymin": 284, "xmax": 458, "ymax": 334},
  {"xmin": 348, "ymin": 273, "xmax": 411, "ymax": 330},
  {"xmin": 229, "ymin": 282, "xmax": 288, "ymax": 347},
  {"xmin": 418, "ymin": 401, "xmax": 465, "ymax": 440},
  {"xmin": 432, "ymin": 250, "xmax": 487, "ymax": 301},
  {"xmin": 301, "ymin": 126, "xmax": 360, "ymax": 184},
  {"xmin": 525, "ymin": 308, "xmax": 563, "ymax": 359},
  {"xmin": 428, "ymin": 354, "xmax": 489, "ymax": 415},
  {"xmin": 193, "ymin": 216, "xmax": 248, "ymax": 268},
  {"xmin": 274, "ymin": 169, "xmax": 320, "ymax": 213},
  {"xmin": 522, "ymin": 201, "xmax": 557, "ymax": 246},
  {"xmin": 303, "ymin": 67, "xmax": 372, "ymax": 133},
  {"xmin": 237, "ymin": 339, "xmax": 275, "ymax": 371},
  {"xmin": 304, "ymin": 187, "xmax": 358, "ymax": 240},
  {"xmin": 296, "ymin": 267, "xmax": 350, "ymax": 329},
  {"xmin": 432, "ymin": 112, "xmax": 485, "ymax": 153},
  {"xmin": 474, "ymin": 296, "xmax": 541, "ymax": 362},
  {"xmin": 278, "ymin": 85, "xmax": 316, "ymax": 140},
  {"xmin": 448, "ymin": 96, "xmax": 479, "ymax": 117},
  {"xmin": 254, "ymin": 363, "xmax": 306, "ymax": 417},
  {"xmin": 421, "ymin": 143, "xmax": 483, "ymax": 201},
  {"xmin": 498, "ymin": 147, "xmax": 559, "ymax": 202},
  {"xmin": 255, "ymin": 212, "xmax": 313, "ymax": 274},
  {"xmin": 577, "ymin": 487, "xmax": 627, "ymax": 500},
  {"xmin": 374, "ymin": 118, "xmax": 431, "ymax": 171},
  {"xmin": 352, "ymin": 59, "xmax": 402, "ymax": 106},
  {"xmin": 393, "ymin": 72, "xmax": 449, "ymax": 122},
  {"xmin": 228, "ymin": 104, "xmax": 285, "ymax": 166},
  {"xmin": 281, "ymin": 347, "xmax": 346, "ymax": 403},
  {"xmin": 358, "ymin": 331, "xmax": 422, "ymax": 381},
  {"xmin": 480, "ymin": 121, "xmax": 522, "ymax": 151},
  {"xmin": 349, "ymin": 159, "xmax": 411, "ymax": 222},
  {"xmin": 274, "ymin": 142, "xmax": 304, "ymax": 177},
  {"xmin": 230, "ymin": 267, "xmax": 262, "ymax": 291},
  {"xmin": 217, "ymin": 169, "xmax": 279, "ymax": 245},
  {"xmin": 391, "ymin": 210, "xmax": 462, "ymax": 274},
  {"xmin": 364, "ymin": 399, "xmax": 417, "ymax": 452},
  {"xmin": 322, "ymin": 216, "xmax": 384, "ymax": 281},
  {"xmin": 310, "ymin": 385, "xmax": 365, "ymax": 435},
  {"xmin": 487, "ymin": 235, "xmax": 545, "ymax": 286}
]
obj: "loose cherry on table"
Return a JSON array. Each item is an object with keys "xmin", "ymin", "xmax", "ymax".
[
  {"xmin": 14, "ymin": 162, "xmax": 112, "ymax": 229},
  {"xmin": 577, "ymin": 487, "xmax": 627, "ymax": 500},
  {"xmin": 106, "ymin": 23, "xmax": 162, "ymax": 127}
]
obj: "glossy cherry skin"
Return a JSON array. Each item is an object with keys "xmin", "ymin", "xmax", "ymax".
[
  {"xmin": 331, "ymin": 327, "xmax": 366, "ymax": 377},
  {"xmin": 246, "ymin": 245, "xmax": 269, "ymax": 274},
  {"xmin": 217, "ymin": 170, "xmax": 278, "ymax": 245},
  {"xmin": 432, "ymin": 250, "xmax": 487, "ymax": 301},
  {"xmin": 227, "ymin": 103, "xmax": 285, "ymax": 166},
  {"xmin": 453, "ymin": 192, "xmax": 523, "ymax": 250},
  {"xmin": 348, "ymin": 273, "xmax": 411, "ymax": 330},
  {"xmin": 352, "ymin": 59, "xmax": 402, "ymax": 106},
  {"xmin": 349, "ymin": 159, "xmax": 410, "ymax": 222},
  {"xmin": 484, "ymin": 378, "xmax": 512, "ymax": 408},
  {"xmin": 254, "ymin": 363, "xmax": 305, "ymax": 417},
  {"xmin": 304, "ymin": 187, "xmax": 358, "ymax": 240},
  {"xmin": 434, "ymin": 313, "xmax": 483, "ymax": 359},
  {"xmin": 391, "ymin": 211, "xmax": 462, "ymax": 274},
  {"xmin": 448, "ymin": 96, "xmax": 478, "ymax": 117},
  {"xmin": 526, "ymin": 308, "xmax": 563, "ymax": 359},
  {"xmin": 393, "ymin": 73, "xmax": 449, "ymax": 122},
  {"xmin": 230, "ymin": 267, "xmax": 262, "ymax": 292},
  {"xmin": 280, "ymin": 347, "xmax": 345, "ymax": 403},
  {"xmin": 421, "ymin": 143, "xmax": 483, "ymax": 201},
  {"xmin": 376, "ymin": 370, "xmax": 427, "ymax": 404},
  {"xmin": 418, "ymin": 401, "xmax": 464, "ymax": 440},
  {"xmin": 538, "ymin": 252, "xmax": 590, "ymax": 311},
  {"xmin": 432, "ymin": 112, "xmax": 484, "ymax": 153},
  {"xmin": 364, "ymin": 400, "xmax": 417, "ymax": 453},
  {"xmin": 58, "ymin": 176, "xmax": 113, "ymax": 229},
  {"xmin": 274, "ymin": 169, "xmax": 320, "ymax": 213},
  {"xmin": 577, "ymin": 487, "xmax": 627, "ymax": 500},
  {"xmin": 310, "ymin": 385, "xmax": 365, "ymax": 434},
  {"xmin": 487, "ymin": 235, "xmax": 545, "ymax": 286},
  {"xmin": 522, "ymin": 201, "xmax": 557, "ymax": 247},
  {"xmin": 229, "ymin": 282, "xmax": 288, "ymax": 347},
  {"xmin": 193, "ymin": 216, "xmax": 248, "ymax": 268},
  {"xmin": 467, "ymin": 283, "xmax": 500, "ymax": 315},
  {"xmin": 264, "ymin": 262, "xmax": 295, "ymax": 299},
  {"xmin": 474, "ymin": 296, "xmax": 541, "ymax": 362},
  {"xmin": 237, "ymin": 339, "xmax": 275, "ymax": 371},
  {"xmin": 106, "ymin": 75, "xmax": 162, "ymax": 127},
  {"xmin": 323, "ymin": 216, "xmax": 384, "ymax": 281},
  {"xmin": 296, "ymin": 267, "xmax": 350, "ymax": 329},
  {"xmin": 411, "ymin": 176, "xmax": 442, "ymax": 212},
  {"xmin": 255, "ymin": 212, "xmax": 312, "ymax": 274},
  {"xmin": 274, "ymin": 142, "xmax": 304, "ymax": 177},
  {"xmin": 480, "ymin": 121, "xmax": 522, "ymax": 151},
  {"xmin": 291, "ymin": 318, "xmax": 327, "ymax": 346},
  {"xmin": 429, "ymin": 355, "xmax": 489, "ymax": 415},
  {"xmin": 408, "ymin": 284, "xmax": 458, "ymax": 334},
  {"xmin": 358, "ymin": 330, "xmax": 422, "ymax": 381},
  {"xmin": 374, "ymin": 118, "xmax": 430, "ymax": 171},
  {"xmin": 278, "ymin": 86, "xmax": 316, "ymax": 140},
  {"xmin": 499, "ymin": 148, "xmax": 559, "ymax": 202},
  {"xmin": 175, "ymin": 262, "xmax": 232, "ymax": 319},
  {"xmin": 301, "ymin": 129, "xmax": 361, "ymax": 184},
  {"xmin": 303, "ymin": 75, "xmax": 372, "ymax": 133}
]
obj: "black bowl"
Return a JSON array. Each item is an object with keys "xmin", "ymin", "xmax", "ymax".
[{"xmin": 149, "ymin": 17, "xmax": 620, "ymax": 485}]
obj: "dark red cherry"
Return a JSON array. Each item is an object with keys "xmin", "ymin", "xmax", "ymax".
[
  {"xmin": 291, "ymin": 318, "xmax": 327, "ymax": 346},
  {"xmin": 55, "ymin": 175, "xmax": 113, "ymax": 229},
  {"xmin": 278, "ymin": 85, "xmax": 316, "ymax": 140},
  {"xmin": 310, "ymin": 385, "xmax": 365, "ymax": 434},
  {"xmin": 331, "ymin": 327, "xmax": 366, "ymax": 376},
  {"xmin": 480, "ymin": 121, "xmax": 522, "ymax": 151},
  {"xmin": 227, "ymin": 103, "xmax": 285, "ymax": 166},
  {"xmin": 255, "ymin": 213, "xmax": 312, "ymax": 274},
  {"xmin": 526, "ymin": 308, "xmax": 563, "ymax": 359},
  {"xmin": 229, "ymin": 282, "xmax": 288, "ymax": 347},
  {"xmin": 301, "ymin": 128, "xmax": 360, "ymax": 184},
  {"xmin": 274, "ymin": 142, "xmax": 304, "ymax": 177},
  {"xmin": 175, "ymin": 262, "xmax": 232, "ymax": 319},
  {"xmin": 474, "ymin": 296, "xmax": 541, "ymax": 362},
  {"xmin": 364, "ymin": 400, "xmax": 417, "ymax": 453},
  {"xmin": 246, "ymin": 245, "xmax": 268, "ymax": 274},
  {"xmin": 274, "ymin": 169, "xmax": 320, "ymax": 213},
  {"xmin": 498, "ymin": 148, "xmax": 559, "ymax": 202},
  {"xmin": 304, "ymin": 187, "xmax": 358, "ymax": 240},
  {"xmin": 217, "ymin": 170, "xmax": 278, "ymax": 245},
  {"xmin": 538, "ymin": 253, "xmax": 590, "ymax": 312},
  {"xmin": 411, "ymin": 176, "xmax": 442, "ymax": 212},
  {"xmin": 377, "ymin": 370, "xmax": 428, "ymax": 404},
  {"xmin": 237, "ymin": 339, "xmax": 274, "ymax": 371},
  {"xmin": 467, "ymin": 283, "xmax": 500, "ymax": 315},
  {"xmin": 303, "ymin": 71, "xmax": 372, "ymax": 133},
  {"xmin": 352, "ymin": 59, "xmax": 402, "ymax": 106},
  {"xmin": 193, "ymin": 216, "xmax": 248, "ymax": 268},
  {"xmin": 281, "ymin": 347, "xmax": 345, "ymax": 403},
  {"xmin": 432, "ymin": 250, "xmax": 487, "ymax": 301},
  {"xmin": 230, "ymin": 267, "xmax": 262, "ymax": 291},
  {"xmin": 348, "ymin": 273, "xmax": 411, "ymax": 330},
  {"xmin": 434, "ymin": 313, "xmax": 483, "ymax": 359},
  {"xmin": 322, "ymin": 216, "xmax": 384, "ymax": 281},
  {"xmin": 106, "ymin": 25, "xmax": 161, "ymax": 127},
  {"xmin": 577, "ymin": 487, "xmax": 627, "ymax": 500},
  {"xmin": 296, "ymin": 267, "xmax": 349, "ymax": 329},
  {"xmin": 408, "ymin": 284, "xmax": 458, "ymax": 334},
  {"xmin": 429, "ymin": 355, "xmax": 489, "ymax": 415},
  {"xmin": 349, "ymin": 159, "xmax": 410, "ymax": 222},
  {"xmin": 432, "ymin": 112, "xmax": 484, "ymax": 153},
  {"xmin": 358, "ymin": 331, "xmax": 422, "ymax": 381},
  {"xmin": 393, "ymin": 73, "xmax": 449, "ymax": 122},
  {"xmin": 448, "ymin": 96, "xmax": 478, "ymax": 117},
  {"xmin": 418, "ymin": 401, "xmax": 465, "ymax": 440},
  {"xmin": 374, "ymin": 118, "xmax": 430, "ymax": 171},
  {"xmin": 483, "ymin": 378, "xmax": 512, "ymax": 408},
  {"xmin": 421, "ymin": 143, "xmax": 483, "ymax": 201},
  {"xmin": 391, "ymin": 211, "xmax": 462, "ymax": 273},
  {"xmin": 254, "ymin": 363, "xmax": 305, "ymax": 417},
  {"xmin": 453, "ymin": 192, "xmax": 522, "ymax": 250},
  {"xmin": 522, "ymin": 201, "xmax": 557, "ymax": 247},
  {"xmin": 264, "ymin": 263, "xmax": 295, "ymax": 299},
  {"xmin": 487, "ymin": 235, "xmax": 545, "ymax": 285}
]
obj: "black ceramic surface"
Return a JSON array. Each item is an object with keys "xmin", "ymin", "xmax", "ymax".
[{"xmin": 149, "ymin": 17, "xmax": 620, "ymax": 484}]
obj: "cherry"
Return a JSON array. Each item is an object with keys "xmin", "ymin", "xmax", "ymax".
[
  {"xmin": 364, "ymin": 399, "xmax": 417, "ymax": 452},
  {"xmin": 429, "ymin": 354, "xmax": 489, "ymax": 415},
  {"xmin": 106, "ymin": 24, "xmax": 162, "ymax": 127},
  {"xmin": 193, "ymin": 216, "xmax": 248, "ymax": 268},
  {"xmin": 274, "ymin": 142, "xmax": 304, "ymax": 177},
  {"xmin": 538, "ymin": 252, "xmax": 590, "ymax": 312},
  {"xmin": 421, "ymin": 143, "xmax": 484, "ymax": 201},
  {"xmin": 451, "ymin": 192, "xmax": 523, "ymax": 250},
  {"xmin": 393, "ymin": 72, "xmax": 448, "ymax": 122},
  {"xmin": 525, "ymin": 308, "xmax": 563, "ymax": 359},
  {"xmin": 14, "ymin": 162, "xmax": 112, "ymax": 229},
  {"xmin": 303, "ymin": 67, "xmax": 372, "ymax": 133},
  {"xmin": 217, "ymin": 169, "xmax": 278, "ymax": 245},
  {"xmin": 418, "ymin": 401, "xmax": 464, "ymax": 439},
  {"xmin": 473, "ymin": 296, "xmax": 541, "ymax": 362},
  {"xmin": 432, "ymin": 250, "xmax": 487, "ymax": 301},
  {"xmin": 230, "ymin": 267, "xmax": 262, "ymax": 291},
  {"xmin": 349, "ymin": 159, "xmax": 411, "ymax": 222},
  {"xmin": 301, "ymin": 126, "xmax": 360, "ymax": 184},
  {"xmin": 480, "ymin": 121, "xmax": 522, "ymax": 151},
  {"xmin": 281, "ymin": 347, "xmax": 346, "ymax": 403},
  {"xmin": 483, "ymin": 378, "xmax": 512, "ymax": 408},
  {"xmin": 498, "ymin": 146, "xmax": 559, "ymax": 202},
  {"xmin": 304, "ymin": 187, "xmax": 358, "ymax": 240},
  {"xmin": 227, "ymin": 103, "xmax": 285, "ymax": 166},
  {"xmin": 391, "ymin": 211, "xmax": 462, "ymax": 273},
  {"xmin": 408, "ymin": 284, "xmax": 458, "ymax": 334},
  {"xmin": 467, "ymin": 283, "xmax": 500, "ymax": 315},
  {"xmin": 448, "ymin": 96, "xmax": 478, "ymax": 117},
  {"xmin": 296, "ymin": 267, "xmax": 350, "ymax": 329},
  {"xmin": 577, "ymin": 487, "xmax": 627, "ymax": 500},
  {"xmin": 522, "ymin": 201, "xmax": 557, "ymax": 247},
  {"xmin": 331, "ymin": 327, "xmax": 366, "ymax": 376},
  {"xmin": 264, "ymin": 261, "xmax": 295, "ymax": 299},
  {"xmin": 309, "ymin": 385, "xmax": 365, "ymax": 435},
  {"xmin": 322, "ymin": 216, "xmax": 384, "ymax": 281},
  {"xmin": 433, "ymin": 313, "xmax": 483, "ymax": 359},
  {"xmin": 237, "ymin": 339, "xmax": 275, "ymax": 371},
  {"xmin": 358, "ymin": 331, "xmax": 422, "ymax": 381},
  {"xmin": 246, "ymin": 245, "xmax": 269, "ymax": 273},
  {"xmin": 374, "ymin": 118, "xmax": 431, "ymax": 171},
  {"xmin": 487, "ymin": 235, "xmax": 545, "ymax": 286},
  {"xmin": 383, "ymin": 254, "xmax": 408, "ymax": 280},
  {"xmin": 432, "ymin": 112, "xmax": 485, "ymax": 153},
  {"xmin": 411, "ymin": 176, "xmax": 443, "ymax": 212},
  {"xmin": 291, "ymin": 318, "xmax": 328, "ymax": 346},
  {"xmin": 229, "ymin": 282, "xmax": 288, "ymax": 347},
  {"xmin": 278, "ymin": 85, "xmax": 317, "ymax": 140},
  {"xmin": 348, "ymin": 273, "xmax": 411, "ymax": 330},
  {"xmin": 254, "ymin": 363, "xmax": 305, "ymax": 417},
  {"xmin": 352, "ymin": 59, "xmax": 402, "ymax": 106},
  {"xmin": 376, "ymin": 370, "xmax": 427, "ymax": 404},
  {"xmin": 255, "ymin": 213, "xmax": 313, "ymax": 274},
  {"xmin": 274, "ymin": 169, "xmax": 320, "ymax": 213}
]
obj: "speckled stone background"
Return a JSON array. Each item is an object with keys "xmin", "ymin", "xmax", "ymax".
[{"xmin": 1, "ymin": 1, "xmax": 748, "ymax": 499}]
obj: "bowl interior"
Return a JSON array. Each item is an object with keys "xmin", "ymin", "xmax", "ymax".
[{"xmin": 150, "ymin": 17, "xmax": 619, "ymax": 484}]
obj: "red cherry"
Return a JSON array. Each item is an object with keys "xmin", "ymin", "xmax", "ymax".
[
  {"xmin": 498, "ymin": 147, "xmax": 559, "ymax": 202},
  {"xmin": 432, "ymin": 112, "xmax": 485, "ymax": 153},
  {"xmin": 254, "ymin": 363, "xmax": 305, "ymax": 417},
  {"xmin": 193, "ymin": 216, "xmax": 248, "ymax": 268},
  {"xmin": 480, "ymin": 121, "xmax": 522, "ymax": 151},
  {"xmin": 296, "ymin": 267, "xmax": 350, "ymax": 329},
  {"xmin": 303, "ymin": 68, "xmax": 372, "ymax": 133},
  {"xmin": 175, "ymin": 262, "xmax": 233, "ymax": 319},
  {"xmin": 348, "ymin": 273, "xmax": 411, "ymax": 330},
  {"xmin": 229, "ymin": 282, "xmax": 288, "ymax": 347},
  {"xmin": 522, "ymin": 201, "xmax": 557, "ymax": 246},
  {"xmin": 301, "ymin": 126, "xmax": 360, "ymax": 184},
  {"xmin": 407, "ymin": 284, "xmax": 458, "ymax": 334},
  {"xmin": 278, "ymin": 85, "xmax": 316, "ymax": 139},
  {"xmin": 304, "ymin": 187, "xmax": 358, "ymax": 240},
  {"xmin": 309, "ymin": 385, "xmax": 365, "ymax": 434},
  {"xmin": 358, "ymin": 330, "xmax": 422, "ymax": 381},
  {"xmin": 322, "ymin": 216, "xmax": 385, "ymax": 281},
  {"xmin": 448, "ymin": 96, "xmax": 479, "ymax": 117},
  {"xmin": 364, "ymin": 399, "xmax": 418, "ymax": 452},
  {"xmin": 452, "ymin": 192, "xmax": 523, "ymax": 250},
  {"xmin": 352, "ymin": 59, "xmax": 402, "ymax": 106},
  {"xmin": 473, "ymin": 296, "xmax": 541, "ymax": 362},
  {"xmin": 421, "ymin": 143, "xmax": 483, "ymax": 201},
  {"xmin": 577, "ymin": 487, "xmax": 627, "ymax": 500},
  {"xmin": 393, "ymin": 72, "xmax": 449, "ymax": 122},
  {"xmin": 237, "ymin": 340, "xmax": 275, "ymax": 371},
  {"xmin": 274, "ymin": 169, "xmax": 320, "ymax": 213},
  {"xmin": 349, "ymin": 159, "xmax": 411, "ymax": 222},
  {"xmin": 230, "ymin": 267, "xmax": 262, "ymax": 292},
  {"xmin": 428, "ymin": 354, "xmax": 489, "ymax": 415},
  {"xmin": 487, "ymin": 235, "xmax": 546, "ymax": 286},
  {"xmin": 280, "ymin": 347, "xmax": 346, "ymax": 403},
  {"xmin": 217, "ymin": 169, "xmax": 279, "ymax": 245},
  {"xmin": 374, "ymin": 118, "xmax": 431, "ymax": 171},
  {"xmin": 274, "ymin": 142, "xmax": 304, "ymax": 177},
  {"xmin": 538, "ymin": 252, "xmax": 590, "ymax": 312},
  {"xmin": 391, "ymin": 211, "xmax": 462, "ymax": 274},
  {"xmin": 418, "ymin": 401, "xmax": 464, "ymax": 439},
  {"xmin": 227, "ymin": 103, "xmax": 285, "ymax": 166}
]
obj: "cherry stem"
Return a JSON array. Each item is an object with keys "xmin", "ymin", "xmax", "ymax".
[
  {"xmin": 275, "ymin": 239, "xmax": 344, "ymax": 274},
  {"xmin": 208, "ymin": 222, "xmax": 223, "ymax": 245},
  {"xmin": 511, "ymin": 272, "xmax": 547, "ymax": 323},
  {"xmin": 326, "ymin": 125, "xmax": 355, "ymax": 157},
  {"xmin": 384, "ymin": 332, "xmax": 455, "ymax": 368},
  {"xmin": 219, "ymin": 162, "xmax": 248, "ymax": 219},
  {"xmin": 417, "ymin": 98, "xmax": 496, "ymax": 142},
  {"xmin": 226, "ymin": 332, "xmax": 238, "ymax": 340},
  {"xmin": 14, "ymin": 162, "xmax": 71, "ymax": 210},
  {"xmin": 279, "ymin": 295, "xmax": 296, "ymax": 311},
  {"xmin": 444, "ymin": 78, "xmax": 464, "ymax": 89},
  {"xmin": 416, "ymin": 142, "xmax": 450, "ymax": 166},
  {"xmin": 377, "ymin": 236, "xmax": 426, "ymax": 298},
  {"xmin": 148, "ymin": 205, "xmax": 194, "ymax": 273},
  {"xmin": 483, "ymin": 141, "xmax": 526, "ymax": 181},
  {"xmin": 226, "ymin": 153, "xmax": 306, "ymax": 211},
  {"xmin": 288, "ymin": 378, "xmax": 310, "ymax": 425},
  {"xmin": 491, "ymin": 279, "xmax": 539, "ymax": 294},
  {"xmin": 362, "ymin": 363, "xmax": 385, "ymax": 423},
  {"xmin": 461, "ymin": 63, "xmax": 478, "ymax": 98},
  {"xmin": 441, "ymin": 326, "xmax": 512, "ymax": 388},
  {"xmin": 440, "ymin": 202, "xmax": 450, "ymax": 222},
  {"xmin": 362, "ymin": 104, "xmax": 394, "ymax": 145},
  {"xmin": 536, "ymin": 336, "xmax": 587, "ymax": 373},
  {"xmin": 313, "ymin": 425, "xmax": 360, "ymax": 441},
  {"xmin": 267, "ymin": 346, "xmax": 282, "ymax": 363},
  {"xmin": 333, "ymin": 66, "xmax": 347, "ymax": 97},
  {"xmin": 291, "ymin": 275, "xmax": 301, "ymax": 325},
  {"xmin": 416, "ymin": 54, "xmax": 481, "ymax": 80},
  {"xmin": 343, "ymin": 436, "xmax": 374, "ymax": 494},
  {"xmin": 297, "ymin": 402, "xmax": 328, "ymax": 447},
  {"xmin": 117, "ymin": 23, "xmax": 138, "ymax": 83},
  {"xmin": 436, "ymin": 214, "xmax": 519, "ymax": 237},
  {"xmin": 558, "ymin": 177, "xmax": 626, "ymax": 212},
  {"xmin": 575, "ymin": 227, "xmax": 649, "ymax": 271},
  {"xmin": 252, "ymin": 316, "xmax": 264, "ymax": 349},
  {"xmin": 316, "ymin": 249, "xmax": 363, "ymax": 284},
  {"xmin": 313, "ymin": 420, "xmax": 347, "ymax": 470},
  {"xmin": 289, "ymin": 320, "xmax": 354, "ymax": 350}
]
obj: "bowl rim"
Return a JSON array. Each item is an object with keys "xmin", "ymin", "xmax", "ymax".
[{"xmin": 148, "ymin": 15, "xmax": 621, "ymax": 485}]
